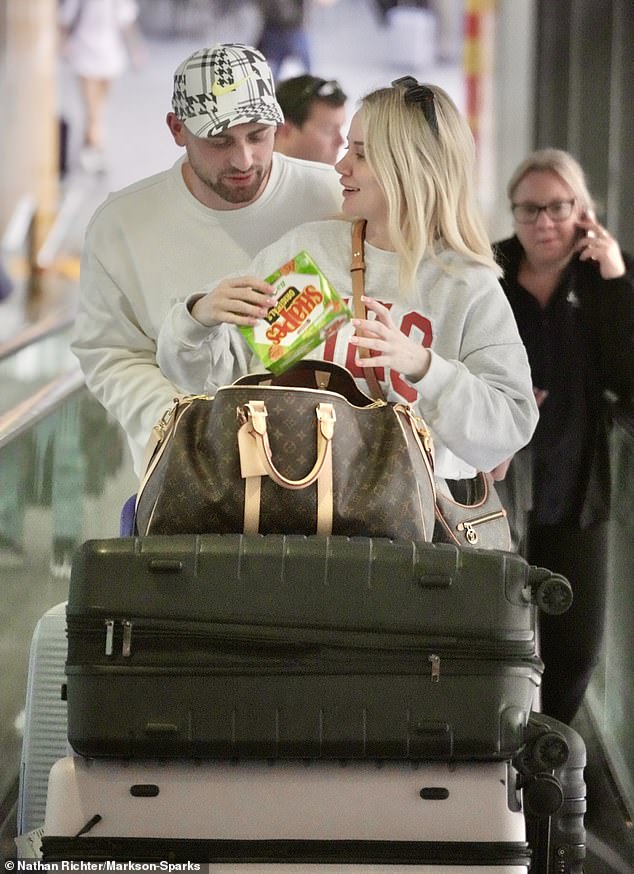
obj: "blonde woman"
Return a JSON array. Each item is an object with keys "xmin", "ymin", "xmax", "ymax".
[{"xmin": 157, "ymin": 78, "xmax": 538, "ymax": 482}]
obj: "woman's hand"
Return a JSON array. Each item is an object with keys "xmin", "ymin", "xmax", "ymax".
[
  {"xmin": 576, "ymin": 213, "xmax": 626, "ymax": 279},
  {"xmin": 191, "ymin": 278, "xmax": 275, "ymax": 327},
  {"xmin": 350, "ymin": 296, "xmax": 431, "ymax": 382}
]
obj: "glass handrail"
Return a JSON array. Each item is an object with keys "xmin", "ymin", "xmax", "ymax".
[
  {"xmin": 588, "ymin": 402, "xmax": 634, "ymax": 819},
  {"xmin": 0, "ymin": 368, "xmax": 85, "ymax": 451},
  {"xmin": 0, "ymin": 384, "xmax": 135, "ymax": 815},
  {"xmin": 0, "ymin": 306, "xmax": 76, "ymax": 363}
]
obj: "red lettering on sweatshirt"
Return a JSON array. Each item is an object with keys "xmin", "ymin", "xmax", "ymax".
[
  {"xmin": 389, "ymin": 310, "xmax": 433, "ymax": 401},
  {"xmin": 322, "ymin": 299, "xmax": 433, "ymax": 403}
]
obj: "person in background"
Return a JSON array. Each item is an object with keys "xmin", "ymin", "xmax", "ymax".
[
  {"xmin": 58, "ymin": 0, "xmax": 146, "ymax": 173},
  {"xmin": 71, "ymin": 43, "xmax": 341, "ymax": 478},
  {"xmin": 493, "ymin": 148, "xmax": 634, "ymax": 725},
  {"xmin": 256, "ymin": 0, "xmax": 310, "ymax": 80},
  {"xmin": 274, "ymin": 74, "xmax": 347, "ymax": 165},
  {"xmin": 0, "ymin": 256, "xmax": 13, "ymax": 302},
  {"xmin": 156, "ymin": 77, "xmax": 538, "ymax": 487}
]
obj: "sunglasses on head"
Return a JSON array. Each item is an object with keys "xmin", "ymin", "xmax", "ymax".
[
  {"xmin": 391, "ymin": 76, "xmax": 439, "ymax": 137},
  {"xmin": 301, "ymin": 78, "xmax": 345, "ymax": 101}
]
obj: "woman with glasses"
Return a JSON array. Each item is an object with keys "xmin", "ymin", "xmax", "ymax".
[
  {"xmin": 493, "ymin": 148, "xmax": 634, "ymax": 725},
  {"xmin": 157, "ymin": 78, "xmax": 538, "ymax": 492}
]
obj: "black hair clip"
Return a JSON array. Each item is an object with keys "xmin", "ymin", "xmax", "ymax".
[{"xmin": 391, "ymin": 76, "xmax": 439, "ymax": 138}]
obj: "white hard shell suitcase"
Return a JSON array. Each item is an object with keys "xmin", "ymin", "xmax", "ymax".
[
  {"xmin": 17, "ymin": 602, "xmax": 69, "ymax": 836},
  {"xmin": 42, "ymin": 756, "xmax": 530, "ymax": 871}
]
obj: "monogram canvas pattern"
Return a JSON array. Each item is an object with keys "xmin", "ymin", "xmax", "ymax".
[
  {"xmin": 172, "ymin": 44, "xmax": 284, "ymax": 138},
  {"xmin": 136, "ymin": 365, "xmax": 436, "ymax": 541}
]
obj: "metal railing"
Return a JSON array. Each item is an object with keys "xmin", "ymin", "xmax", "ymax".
[
  {"xmin": 0, "ymin": 368, "xmax": 85, "ymax": 452},
  {"xmin": 0, "ymin": 306, "xmax": 76, "ymax": 363}
]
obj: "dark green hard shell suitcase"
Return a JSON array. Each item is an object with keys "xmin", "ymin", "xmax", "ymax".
[{"xmin": 64, "ymin": 535, "xmax": 570, "ymax": 760}]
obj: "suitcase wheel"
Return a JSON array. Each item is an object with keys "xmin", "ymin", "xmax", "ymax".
[
  {"xmin": 530, "ymin": 570, "xmax": 574, "ymax": 615},
  {"xmin": 522, "ymin": 771, "xmax": 565, "ymax": 819}
]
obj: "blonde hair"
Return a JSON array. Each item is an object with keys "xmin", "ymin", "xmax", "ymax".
[
  {"xmin": 360, "ymin": 83, "xmax": 500, "ymax": 294},
  {"xmin": 507, "ymin": 148, "xmax": 596, "ymax": 215}
]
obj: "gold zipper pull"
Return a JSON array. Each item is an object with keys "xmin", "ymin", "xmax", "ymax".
[
  {"xmin": 457, "ymin": 510, "xmax": 507, "ymax": 544},
  {"xmin": 428, "ymin": 654, "xmax": 440, "ymax": 683}
]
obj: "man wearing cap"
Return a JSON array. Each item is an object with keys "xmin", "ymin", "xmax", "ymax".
[
  {"xmin": 274, "ymin": 75, "xmax": 347, "ymax": 165},
  {"xmin": 71, "ymin": 44, "xmax": 341, "ymax": 478}
]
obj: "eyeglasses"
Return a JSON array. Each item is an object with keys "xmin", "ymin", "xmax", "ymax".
[
  {"xmin": 301, "ymin": 79, "xmax": 345, "ymax": 101},
  {"xmin": 511, "ymin": 199, "xmax": 576, "ymax": 224},
  {"xmin": 391, "ymin": 76, "xmax": 439, "ymax": 137}
]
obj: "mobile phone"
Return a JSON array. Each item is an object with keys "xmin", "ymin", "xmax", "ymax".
[{"xmin": 576, "ymin": 211, "xmax": 591, "ymax": 240}]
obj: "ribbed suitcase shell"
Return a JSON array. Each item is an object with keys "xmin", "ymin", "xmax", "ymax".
[
  {"xmin": 18, "ymin": 602, "xmax": 69, "ymax": 835},
  {"xmin": 65, "ymin": 535, "xmax": 544, "ymax": 760},
  {"xmin": 42, "ymin": 755, "xmax": 530, "ymax": 871}
]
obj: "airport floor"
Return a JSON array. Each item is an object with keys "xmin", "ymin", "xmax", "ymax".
[{"xmin": 1, "ymin": 2, "xmax": 633, "ymax": 869}]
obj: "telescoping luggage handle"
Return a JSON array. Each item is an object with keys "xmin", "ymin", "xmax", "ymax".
[{"xmin": 237, "ymin": 400, "xmax": 336, "ymax": 535}]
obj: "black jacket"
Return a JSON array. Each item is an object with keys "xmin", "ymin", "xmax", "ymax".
[{"xmin": 493, "ymin": 235, "xmax": 634, "ymax": 527}]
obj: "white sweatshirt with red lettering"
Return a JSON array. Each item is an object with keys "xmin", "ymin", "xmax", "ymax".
[{"xmin": 157, "ymin": 219, "xmax": 538, "ymax": 479}]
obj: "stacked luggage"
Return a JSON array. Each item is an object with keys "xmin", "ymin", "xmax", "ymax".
[{"xmin": 19, "ymin": 534, "xmax": 586, "ymax": 871}]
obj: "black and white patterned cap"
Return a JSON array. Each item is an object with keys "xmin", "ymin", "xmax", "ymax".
[{"xmin": 172, "ymin": 44, "xmax": 284, "ymax": 138}]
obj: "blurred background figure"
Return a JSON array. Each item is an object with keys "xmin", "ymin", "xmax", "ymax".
[
  {"xmin": 255, "ymin": 0, "xmax": 310, "ymax": 80},
  {"xmin": 372, "ymin": 1, "xmax": 463, "ymax": 68},
  {"xmin": 58, "ymin": 0, "xmax": 146, "ymax": 173},
  {"xmin": 0, "ymin": 256, "xmax": 13, "ymax": 302},
  {"xmin": 430, "ymin": 0, "xmax": 464, "ymax": 64},
  {"xmin": 275, "ymin": 74, "xmax": 347, "ymax": 164}
]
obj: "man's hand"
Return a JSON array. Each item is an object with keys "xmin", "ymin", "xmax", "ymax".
[{"xmin": 191, "ymin": 277, "xmax": 275, "ymax": 327}]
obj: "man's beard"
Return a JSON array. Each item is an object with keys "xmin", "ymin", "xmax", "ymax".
[{"xmin": 199, "ymin": 164, "xmax": 269, "ymax": 205}]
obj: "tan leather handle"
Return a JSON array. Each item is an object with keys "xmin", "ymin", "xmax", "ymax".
[
  {"xmin": 238, "ymin": 401, "xmax": 335, "ymax": 488},
  {"xmin": 237, "ymin": 401, "xmax": 335, "ymax": 535},
  {"xmin": 350, "ymin": 219, "xmax": 386, "ymax": 401}
]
